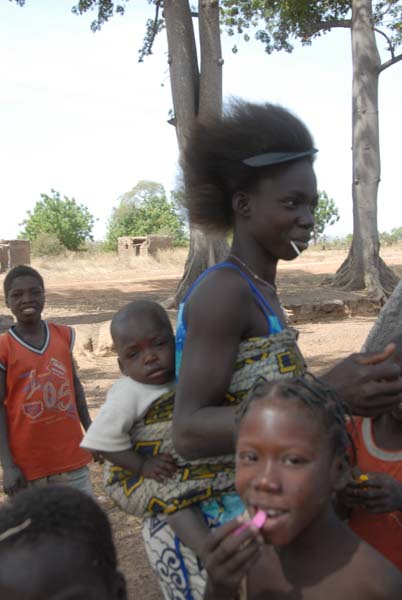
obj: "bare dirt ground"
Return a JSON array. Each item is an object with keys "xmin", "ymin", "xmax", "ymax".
[{"xmin": 0, "ymin": 246, "xmax": 401, "ymax": 599}]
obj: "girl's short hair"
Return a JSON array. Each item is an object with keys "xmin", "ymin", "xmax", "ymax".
[
  {"xmin": 237, "ymin": 374, "xmax": 354, "ymax": 461},
  {"xmin": 181, "ymin": 99, "xmax": 315, "ymax": 232}
]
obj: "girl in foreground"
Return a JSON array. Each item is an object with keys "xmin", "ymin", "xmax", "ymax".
[{"xmin": 203, "ymin": 376, "xmax": 402, "ymax": 599}]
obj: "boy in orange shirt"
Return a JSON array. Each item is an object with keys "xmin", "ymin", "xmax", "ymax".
[{"xmin": 0, "ymin": 265, "xmax": 93, "ymax": 496}]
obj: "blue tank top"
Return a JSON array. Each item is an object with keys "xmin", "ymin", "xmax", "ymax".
[{"xmin": 175, "ymin": 261, "xmax": 284, "ymax": 377}]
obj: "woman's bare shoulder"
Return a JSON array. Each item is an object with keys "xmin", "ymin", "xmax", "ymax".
[{"xmin": 187, "ymin": 266, "xmax": 252, "ymax": 315}]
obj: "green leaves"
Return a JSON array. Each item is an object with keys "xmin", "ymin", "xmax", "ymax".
[
  {"xmin": 19, "ymin": 190, "xmax": 95, "ymax": 251},
  {"xmin": 106, "ymin": 180, "xmax": 188, "ymax": 250},
  {"xmin": 313, "ymin": 190, "xmax": 340, "ymax": 241}
]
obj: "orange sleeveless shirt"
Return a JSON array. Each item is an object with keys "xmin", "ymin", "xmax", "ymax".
[
  {"xmin": 347, "ymin": 417, "xmax": 402, "ymax": 571},
  {"xmin": 0, "ymin": 322, "xmax": 90, "ymax": 480}
]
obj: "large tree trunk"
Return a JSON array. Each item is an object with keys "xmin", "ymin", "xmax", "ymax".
[
  {"xmin": 164, "ymin": 0, "xmax": 228, "ymax": 308},
  {"xmin": 362, "ymin": 279, "xmax": 402, "ymax": 352},
  {"xmin": 331, "ymin": 0, "xmax": 398, "ymax": 301}
]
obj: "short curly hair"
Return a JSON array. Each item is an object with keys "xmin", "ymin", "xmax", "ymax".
[
  {"xmin": 3, "ymin": 265, "xmax": 44, "ymax": 297},
  {"xmin": 0, "ymin": 485, "xmax": 118, "ymax": 591},
  {"xmin": 181, "ymin": 99, "xmax": 315, "ymax": 232}
]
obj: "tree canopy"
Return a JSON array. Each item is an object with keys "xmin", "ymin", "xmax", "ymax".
[
  {"xmin": 20, "ymin": 189, "xmax": 95, "ymax": 250},
  {"xmin": 106, "ymin": 180, "xmax": 188, "ymax": 249},
  {"xmin": 313, "ymin": 191, "xmax": 340, "ymax": 242},
  {"xmin": 221, "ymin": 0, "xmax": 402, "ymax": 63}
]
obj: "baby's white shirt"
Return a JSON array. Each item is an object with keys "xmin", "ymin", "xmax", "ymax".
[{"xmin": 81, "ymin": 376, "xmax": 174, "ymax": 452}]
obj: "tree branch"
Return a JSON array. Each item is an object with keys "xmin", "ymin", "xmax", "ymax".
[
  {"xmin": 306, "ymin": 18, "xmax": 352, "ymax": 35},
  {"xmin": 138, "ymin": 0, "xmax": 164, "ymax": 62},
  {"xmin": 374, "ymin": 27, "xmax": 394, "ymax": 59},
  {"xmin": 379, "ymin": 53, "xmax": 402, "ymax": 74}
]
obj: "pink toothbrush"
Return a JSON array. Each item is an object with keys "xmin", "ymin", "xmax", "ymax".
[{"xmin": 233, "ymin": 509, "xmax": 267, "ymax": 536}]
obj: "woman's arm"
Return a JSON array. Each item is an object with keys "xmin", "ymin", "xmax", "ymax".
[
  {"xmin": 174, "ymin": 274, "xmax": 250, "ymax": 459},
  {"xmin": 322, "ymin": 344, "xmax": 402, "ymax": 416}
]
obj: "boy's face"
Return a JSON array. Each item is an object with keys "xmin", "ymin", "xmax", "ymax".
[
  {"xmin": 235, "ymin": 398, "xmax": 341, "ymax": 547},
  {"xmin": 115, "ymin": 315, "xmax": 175, "ymax": 385},
  {"xmin": 0, "ymin": 538, "xmax": 126, "ymax": 600},
  {"xmin": 6, "ymin": 276, "xmax": 45, "ymax": 324}
]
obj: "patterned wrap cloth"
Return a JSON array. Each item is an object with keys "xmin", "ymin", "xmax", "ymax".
[
  {"xmin": 103, "ymin": 388, "xmax": 236, "ymax": 517},
  {"xmin": 142, "ymin": 328, "xmax": 306, "ymax": 600}
]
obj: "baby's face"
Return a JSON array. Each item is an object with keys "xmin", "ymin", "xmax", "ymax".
[
  {"xmin": 116, "ymin": 316, "xmax": 175, "ymax": 385},
  {"xmin": 0, "ymin": 538, "xmax": 126, "ymax": 600}
]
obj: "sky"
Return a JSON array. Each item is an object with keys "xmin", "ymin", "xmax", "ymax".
[{"xmin": 1, "ymin": 0, "xmax": 401, "ymax": 241}]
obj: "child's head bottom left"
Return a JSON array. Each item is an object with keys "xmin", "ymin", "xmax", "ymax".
[{"xmin": 0, "ymin": 485, "xmax": 127, "ymax": 600}]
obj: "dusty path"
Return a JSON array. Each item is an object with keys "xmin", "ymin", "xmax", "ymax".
[{"xmin": 0, "ymin": 247, "xmax": 400, "ymax": 599}]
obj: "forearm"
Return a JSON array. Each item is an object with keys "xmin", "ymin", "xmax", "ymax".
[
  {"xmin": 204, "ymin": 579, "xmax": 236, "ymax": 600},
  {"xmin": 0, "ymin": 405, "xmax": 16, "ymax": 468},
  {"xmin": 74, "ymin": 381, "xmax": 92, "ymax": 431},
  {"xmin": 173, "ymin": 405, "xmax": 237, "ymax": 460},
  {"xmin": 101, "ymin": 449, "xmax": 145, "ymax": 475}
]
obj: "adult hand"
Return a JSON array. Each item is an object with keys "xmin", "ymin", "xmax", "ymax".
[
  {"xmin": 3, "ymin": 464, "xmax": 27, "ymax": 496},
  {"xmin": 340, "ymin": 472, "xmax": 402, "ymax": 513},
  {"xmin": 323, "ymin": 344, "xmax": 402, "ymax": 416},
  {"xmin": 141, "ymin": 453, "xmax": 177, "ymax": 482},
  {"xmin": 202, "ymin": 517, "xmax": 263, "ymax": 600}
]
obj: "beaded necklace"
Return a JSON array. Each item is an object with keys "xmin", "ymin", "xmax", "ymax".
[{"xmin": 228, "ymin": 255, "xmax": 277, "ymax": 294}]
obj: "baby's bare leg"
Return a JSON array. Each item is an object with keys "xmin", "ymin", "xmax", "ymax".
[{"xmin": 167, "ymin": 506, "xmax": 210, "ymax": 557}]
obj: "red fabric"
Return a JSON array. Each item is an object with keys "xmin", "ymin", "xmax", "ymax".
[
  {"xmin": 0, "ymin": 322, "xmax": 90, "ymax": 480},
  {"xmin": 347, "ymin": 417, "xmax": 402, "ymax": 571}
]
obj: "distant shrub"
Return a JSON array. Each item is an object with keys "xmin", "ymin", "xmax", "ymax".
[{"xmin": 31, "ymin": 233, "xmax": 66, "ymax": 257}]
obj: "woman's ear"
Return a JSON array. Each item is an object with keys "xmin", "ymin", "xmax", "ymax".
[
  {"xmin": 331, "ymin": 456, "xmax": 351, "ymax": 492},
  {"xmin": 232, "ymin": 191, "xmax": 251, "ymax": 218}
]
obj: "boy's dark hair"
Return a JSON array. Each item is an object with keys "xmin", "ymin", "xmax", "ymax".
[
  {"xmin": 110, "ymin": 299, "xmax": 173, "ymax": 343},
  {"xmin": 0, "ymin": 485, "xmax": 118, "ymax": 590},
  {"xmin": 237, "ymin": 373, "xmax": 354, "ymax": 461},
  {"xmin": 3, "ymin": 265, "xmax": 44, "ymax": 297},
  {"xmin": 181, "ymin": 99, "xmax": 315, "ymax": 232}
]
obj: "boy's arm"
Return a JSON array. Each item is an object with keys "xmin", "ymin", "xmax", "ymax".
[
  {"xmin": 72, "ymin": 361, "xmax": 91, "ymax": 431},
  {"xmin": 0, "ymin": 370, "xmax": 27, "ymax": 495}
]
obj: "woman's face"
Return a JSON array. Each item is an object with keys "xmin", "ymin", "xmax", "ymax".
[
  {"xmin": 235, "ymin": 398, "xmax": 340, "ymax": 547},
  {"xmin": 243, "ymin": 160, "xmax": 318, "ymax": 262}
]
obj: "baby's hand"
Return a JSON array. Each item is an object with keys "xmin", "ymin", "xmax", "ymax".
[
  {"xmin": 90, "ymin": 450, "xmax": 104, "ymax": 464},
  {"xmin": 202, "ymin": 517, "xmax": 263, "ymax": 600},
  {"xmin": 141, "ymin": 453, "xmax": 177, "ymax": 482}
]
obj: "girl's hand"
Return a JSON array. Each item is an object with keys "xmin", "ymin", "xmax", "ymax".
[
  {"xmin": 202, "ymin": 517, "xmax": 263, "ymax": 600},
  {"xmin": 3, "ymin": 464, "xmax": 27, "ymax": 496},
  {"xmin": 141, "ymin": 453, "xmax": 177, "ymax": 482},
  {"xmin": 341, "ymin": 472, "xmax": 402, "ymax": 513}
]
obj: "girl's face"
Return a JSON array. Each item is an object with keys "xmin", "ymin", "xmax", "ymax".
[
  {"xmin": 235, "ymin": 397, "xmax": 341, "ymax": 547},
  {"xmin": 244, "ymin": 160, "xmax": 318, "ymax": 262}
]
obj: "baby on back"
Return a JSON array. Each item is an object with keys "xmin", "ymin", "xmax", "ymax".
[{"xmin": 82, "ymin": 300, "xmax": 234, "ymax": 555}]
